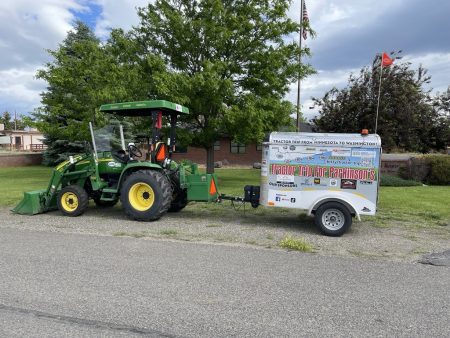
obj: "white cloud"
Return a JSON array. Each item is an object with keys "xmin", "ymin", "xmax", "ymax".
[
  {"xmin": 287, "ymin": 67, "xmax": 357, "ymax": 121},
  {"xmin": 403, "ymin": 52, "xmax": 450, "ymax": 94},
  {"xmin": 0, "ymin": 67, "xmax": 46, "ymax": 113},
  {"xmin": 0, "ymin": 0, "xmax": 88, "ymax": 113},
  {"xmin": 1, "ymin": 0, "xmax": 449, "ymax": 118},
  {"xmin": 94, "ymin": 0, "xmax": 151, "ymax": 38}
]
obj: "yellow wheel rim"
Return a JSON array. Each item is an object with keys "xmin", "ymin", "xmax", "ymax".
[
  {"xmin": 61, "ymin": 192, "xmax": 79, "ymax": 212},
  {"xmin": 128, "ymin": 182, "xmax": 155, "ymax": 211}
]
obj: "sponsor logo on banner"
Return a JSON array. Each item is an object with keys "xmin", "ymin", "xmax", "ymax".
[
  {"xmin": 269, "ymin": 182, "xmax": 298, "ymax": 188},
  {"xmin": 360, "ymin": 180, "xmax": 373, "ymax": 185},
  {"xmin": 341, "ymin": 179, "xmax": 357, "ymax": 189},
  {"xmin": 352, "ymin": 150, "xmax": 376, "ymax": 158},
  {"xmin": 314, "ymin": 178, "xmax": 321, "ymax": 185},
  {"xmin": 277, "ymin": 175, "xmax": 295, "ymax": 183},
  {"xmin": 300, "ymin": 178, "xmax": 313, "ymax": 186},
  {"xmin": 330, "ymin": 179, "xmax": 338, "ymax": 187}
]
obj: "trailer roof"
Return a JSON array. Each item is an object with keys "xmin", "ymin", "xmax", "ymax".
[
  {"xmin": 267, "ymin": 132, "xmax": 381, "ymax": 148},
  {"xmin": 99, "ymin": 100, "xmax": 189, "ymax": 116}
]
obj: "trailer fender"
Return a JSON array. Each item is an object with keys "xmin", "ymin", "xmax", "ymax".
[{"xmin": 308, "ymin": 196, "xmax": 361, "ymax": 221}]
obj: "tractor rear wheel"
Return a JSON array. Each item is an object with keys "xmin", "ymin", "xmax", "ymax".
[
  {"xmin": 168, "ymin": 172, "xmax": 188, "ymax": 212},
  {"xmin": 57, "ymin": 185, "xmax": 89, "ymax": 217},
  {"xmin": 168, "ymin": 188, "xmax": 188, "ymax": 212},
  {"xmin": 120, "ymin": 170, "xmax": 172, "ymax": 221}
]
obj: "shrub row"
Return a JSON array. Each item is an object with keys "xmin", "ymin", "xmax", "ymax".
[
  {"xmin": 425, "ymin": 155, "xmax": 450, "ymax": 185},
  {"xmin": 397, "ymin": 155, "xmax": 450, "ymax": 186},
  {"xmin": 380, "ymin": 175, "xmax": 422, "ymax": 187}
]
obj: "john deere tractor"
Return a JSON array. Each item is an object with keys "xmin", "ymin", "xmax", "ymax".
[{"xmin": 13, "ymin": 100, "xmax": 219, "ymax": 221}]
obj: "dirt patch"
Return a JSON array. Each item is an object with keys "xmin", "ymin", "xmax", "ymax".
[{"xmin": 1, "ymin": 203, "xmax": 449, "ymax": 262}]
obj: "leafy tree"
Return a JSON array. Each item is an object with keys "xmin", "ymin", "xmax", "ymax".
[
  {"xmin": 312, "ymin": 53, "xmax": 447, "ymax": 152},
  {"xmin": 35, "ymin": 22, "xmax": 150, "ymax": 164},
  {"xmin": 34, "ymin": 21, "xmax": 104, "ymax": 164},
  {"xmin": 431, "ymin": 87, "xmax": 450, "ymax": 150},
  {"xmin": 0, "ymin": 111, "xmax": 30, "ymax": 130},
  {"xmin": 0, "ymin": 112, "xmax": 13, "ymax": 130},
  {"xmin": 135, "ymin": 0, "xmax": 314, "ymax": 172}
]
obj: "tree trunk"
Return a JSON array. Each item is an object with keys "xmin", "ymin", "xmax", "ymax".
[{"xmin": 206, "ymin": 146, "xmax": 214, "ymax": 174}]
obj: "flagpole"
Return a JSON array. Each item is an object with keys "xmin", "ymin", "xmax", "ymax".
[
  {"xmin": 296, "ymin": 0, "xmax": 305, "ymax": 132},
  {"xmin": 375, "ymin": 56, "xmax": 383, "ymax": 134}
]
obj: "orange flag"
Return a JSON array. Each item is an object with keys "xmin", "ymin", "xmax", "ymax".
[{"xmin": 381, "ymin": 52, "xmax": 393, "ymax": 67}]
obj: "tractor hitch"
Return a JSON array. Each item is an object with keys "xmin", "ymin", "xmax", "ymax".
[{"xmin": 218, "ymin": 185, "xmax": 260, "ymax": 209}]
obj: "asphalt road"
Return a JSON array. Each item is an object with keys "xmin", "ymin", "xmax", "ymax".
[{"xmin": 0, "ymin": 228, "xmax": 449, "ymax": 337}]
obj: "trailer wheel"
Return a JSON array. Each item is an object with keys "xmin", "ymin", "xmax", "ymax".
[
  {"xmin": 57, "ymin": 185, "xmax": 89, "ymax": 217},
  {"xmin": 314, "ymin": 202, "xmax": 352, "ymax": 236},
  {"xmin": 120, "ymin": 170, "xmax": 172, "ymax": 221}
]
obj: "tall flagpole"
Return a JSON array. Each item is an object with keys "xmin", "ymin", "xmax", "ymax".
[
  {"xmin": 375, "ymin": 55, "xmax": 383, "ymax": 134},
  {"xmin": 296, "ymin": 0, "xmax": 305, "ymax": 132}
]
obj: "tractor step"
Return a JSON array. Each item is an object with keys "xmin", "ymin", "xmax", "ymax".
[
  {"xmin": 101, "ymin": 188, "xmax": 118, "ymax": 201},
  {"xmin": 102, "ymin": 188, "xmax": 118, "ymax": 194}
]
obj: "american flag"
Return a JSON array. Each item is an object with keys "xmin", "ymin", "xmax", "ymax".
[{"xmin": 302, "ymin": 1, "xmax": 309, "ymax": 40}]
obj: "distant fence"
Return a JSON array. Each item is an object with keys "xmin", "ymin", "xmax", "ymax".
[
  {"xmin": 0, "ymin": 143, "xmax": 47, "ymax": 152},
  {"xmin": 30, "ymin": 144, "xmax": 47, "ymax": 152},
  {"xmin": 0, "ymin": 153, "xmax": 43, "ymax": 167}
]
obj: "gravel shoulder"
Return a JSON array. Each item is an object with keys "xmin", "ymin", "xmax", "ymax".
[{"xmin": 1, "ymin": 202, "xmax": 449, "ymax": 262}]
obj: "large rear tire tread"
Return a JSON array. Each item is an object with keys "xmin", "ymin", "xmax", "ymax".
[
  {"xmin": 168, "ymin": 172, "xmax": 188, "ymax": 212},
  {"xmin": 120, "ymin": 170, "xmax": 172, "ymax": 221},
  {"xmin": 168, "ymin": 189, "xmax": 188, "ymax": 212},
  {"xmin": 57, "ymin": 185, "xmax": 89, "ymax": 217}
]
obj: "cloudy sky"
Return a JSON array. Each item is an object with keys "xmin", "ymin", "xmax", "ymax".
[{"xmin": 1, "ymin": 0, "xmax": 449, "ymax": 121}]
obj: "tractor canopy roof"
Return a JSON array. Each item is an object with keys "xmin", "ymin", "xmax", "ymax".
[{"xmin": 99, "ymin": 100, "xmax": 189, "ymax": 116}]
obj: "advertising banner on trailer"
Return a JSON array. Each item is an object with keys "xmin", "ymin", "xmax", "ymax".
[{"xmin": 260, "ymin": 132, "xmax": 382, "ymax": 217}]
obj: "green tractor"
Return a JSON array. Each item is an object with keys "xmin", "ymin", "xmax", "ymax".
[{"xmin": 13, "ymin": 100, "xmax": 219, "ymax": 221}]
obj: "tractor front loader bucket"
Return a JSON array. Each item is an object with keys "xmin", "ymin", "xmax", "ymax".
[{"xmin": 12, "ymin": 189, "xmax": 49, "ymax": 215}]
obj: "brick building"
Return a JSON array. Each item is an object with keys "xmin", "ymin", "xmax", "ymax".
[
  {"xmin": 171, "ymin": 137, "xmax": 262, "ymax": 166},
  {"xmin": 171, "ymin": 123, "xmax": 315, "ymax": 166}
]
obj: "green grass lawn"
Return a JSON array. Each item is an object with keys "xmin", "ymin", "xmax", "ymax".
[
  {"xmin": 1, "ymin": 166, "xmax": 449, "ymax": 228},
  {"xmin": 0, "ymin": 166, "xmax": 52, "ymax": 206}
]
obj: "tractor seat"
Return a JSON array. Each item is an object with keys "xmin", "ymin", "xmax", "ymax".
[{"xmin": 111, "ymin": 149, "xmax": 130, "ymax": 164}]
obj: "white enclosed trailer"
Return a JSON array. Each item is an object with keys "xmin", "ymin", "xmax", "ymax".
[{"xmin": 259, "ymin": 132, "xmax": 381, "ymax": 236}]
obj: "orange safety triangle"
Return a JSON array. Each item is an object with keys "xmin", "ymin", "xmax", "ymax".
[
  {"xmin": 156, "ymin": 145, "xmax": 166, "ymax": 161},
  {"xmin": 209, "ymin": 178, "xmax": 217, "ymax": 195}
]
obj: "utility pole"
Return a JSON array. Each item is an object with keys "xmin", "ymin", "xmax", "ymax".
[
  {"xmin": 296, "ymin": 0, "xmax": 305, "ymax": 132},
  {"xmin": 375, "ymin": 62, "xmax": 383, "ymax": 134}
]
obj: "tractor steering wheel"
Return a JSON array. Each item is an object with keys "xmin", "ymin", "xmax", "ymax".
[{"xmin": 128, "ymin": 144, "xmax": 142, "ymax": 158}]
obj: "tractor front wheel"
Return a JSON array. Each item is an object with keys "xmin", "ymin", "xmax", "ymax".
[
  {"xmin": 120, "ymin": 170, "xmax": 172, "ymax": 221},
  {"xmin": 57, "ymin": 185, "xmax": 89, "ymax": 217}
]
